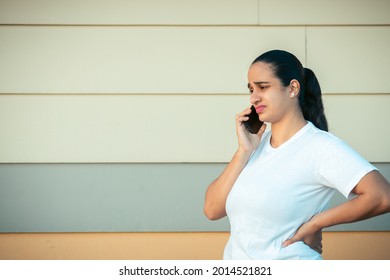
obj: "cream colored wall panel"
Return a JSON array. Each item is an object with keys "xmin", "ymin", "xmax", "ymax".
[
  {"xmin": 0, "ymin": 94, "xmax": 388, "ymax": 163},
  {"xmin": 0, "ymin": 0, "xmax": 258, "ymax": 25},
  {"xmin": 307, "ymin": 27, "xmax": 390, "ymax": 94},
  {"xmin": 0, "ymin": 95, "xmax": 248, "ymax": 163},
  {"xmin": 259, "ymin": 0, "xmax": 390, "ymax": 25},
  {"xmin": 0, "ymin": 26, "xmax": 305, "ymax": 94},
  {"xmin": 324, "ymin": 95, "xmax": 390, "ymax": 162}
]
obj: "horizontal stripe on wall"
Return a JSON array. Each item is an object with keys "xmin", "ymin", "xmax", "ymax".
[
  {"xmin": 1, "ymin": 232, "xmax": 390, "ymax": 260},
  {"xmin": 0, "ymin": 163, "xmax": 228, "ymax": 232},
  {"xmin": 0, "ymin": 26, "xmax": 305, "ymax": 94},
  {"xmin": 1, "ymin": 0, "xmax": 389, "ymax": 26},
  {"xmin": 0, "ymin": 0, "xmax": 259, "ymax": 25},
  {"xmin": 1, "ymin": 26, "xmax": 389, "ymax": 94},
  {"xmin": 0, "ymin": 163, "xmax": 389, "ymax": 233},
  {"xmin": 0, "ymin": 95, "xmax": 389, "ymax": 163}
]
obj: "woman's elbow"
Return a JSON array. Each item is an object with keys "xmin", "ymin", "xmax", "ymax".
[
  {"xmin": 381, "ymin": 190, "xmax": 390, "ymax": 213},
  {"xmin": 203, "ymin": 204, "xmax": 226, "ymax": 221},
  {"xmin": 357, "ymin": 171, "xmax": 390, "ymax": 215},
  {"xmin": 377, "ymin": 174, "xmax": 390, "ymax": 213}
]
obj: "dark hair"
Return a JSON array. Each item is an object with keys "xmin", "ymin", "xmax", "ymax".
[{"xmin": 252, "ymin": 50, "xmax": 328, "ymax": 131}]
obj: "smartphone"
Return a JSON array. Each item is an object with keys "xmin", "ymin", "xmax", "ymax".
[{"xmin": 243, "ymin": 105, "xmax": 263, "ymax": 134}]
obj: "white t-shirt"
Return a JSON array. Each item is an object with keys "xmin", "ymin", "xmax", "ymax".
[{"xmin": 224, "ymin": 122, "xmax": 377, "ymax": 260}]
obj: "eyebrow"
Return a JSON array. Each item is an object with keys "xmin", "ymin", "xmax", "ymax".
[{"xmin": 247, "ymin": 81, "xmax": 270, "ymax": 88}]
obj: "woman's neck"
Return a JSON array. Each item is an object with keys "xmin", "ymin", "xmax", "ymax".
[{"xmin": 270, "ymin": 112, "xmax": 307, "ymax": 148}]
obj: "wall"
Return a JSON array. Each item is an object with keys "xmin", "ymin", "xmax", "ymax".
[{"xmin": 0, "ymin": 0, "xmax": 389, "ymax": 259}]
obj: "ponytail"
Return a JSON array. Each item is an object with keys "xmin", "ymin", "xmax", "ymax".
[
  {"xmin": 300, "ymin": 68, "xmax": 328, "ymax": 131},
  {"xmin": 252, "ymin": 50, "xmax": 328, "ymax": 131}
]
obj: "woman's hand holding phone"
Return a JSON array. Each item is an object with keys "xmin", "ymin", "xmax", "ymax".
[{"xmin": 235, "ymin": 106, "xmax": 266, "ymax": 154}]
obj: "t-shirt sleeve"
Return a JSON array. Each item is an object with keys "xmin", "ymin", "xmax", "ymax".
[{"xmin": 317, "ymin": 137, "xmax": 378, "ymax": 199}]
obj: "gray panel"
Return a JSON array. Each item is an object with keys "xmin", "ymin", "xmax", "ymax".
[
  {"xmin": 0, "ymin": 163, "xmax": 389, "ymax": 232},
  {"xmin": 0, "ymin": 163, "xmax": 229, "ymax": 232}
]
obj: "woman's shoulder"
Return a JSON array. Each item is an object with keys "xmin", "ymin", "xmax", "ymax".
[{"xmin": 307, "ymin": 122, "xmax": 340, "ymax": 143}]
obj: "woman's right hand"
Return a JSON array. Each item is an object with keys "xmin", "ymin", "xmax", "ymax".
[
  {"xmin": 235, "ymin": 107, "xmax": 267, "ymax": 154},
  {"xmin": 204, "ymin": 107, "xmax": 267, "ymax": 220}
]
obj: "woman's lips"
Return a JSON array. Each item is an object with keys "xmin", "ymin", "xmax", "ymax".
[{"xmin": 255, "ymin": 105, "xmax": 266, "ymax": 113}]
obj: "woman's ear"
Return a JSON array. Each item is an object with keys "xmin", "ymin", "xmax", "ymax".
[{"xmin": 289, "ymin": 79, "xmax": 300, "ymax": 97}]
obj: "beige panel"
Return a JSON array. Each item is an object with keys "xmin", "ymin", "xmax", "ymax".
[
  {"xmin": 0, "ymin": 232, "xmax": 389, "ymax": 260},
  {"xmin": 0, "ymin": 94, "xmax": 388, "ymax": 163},
  {"xmin": 324, "ymin": 95, "xmax": 390, "ymax": 162},
  {"xmin": 0, "ymin": 95, "xmax": 247, "ymax": 163},
  {"xmin": 259, "ymin": 0, "xmax": 390, "ymax": 25},
  {"xmin": 307, "ymin": 27, "xmax": 390, "ymax": 94},
  {"xmin": 0, "ymin": 0, "xmax": 258, "ymax": 25},
  {"xmin": 0, "ymin": 26, "xmax": 305, "ymax": 94}
]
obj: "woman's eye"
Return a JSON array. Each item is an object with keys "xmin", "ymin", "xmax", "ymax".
[{"xmin": 249, "ymin": 85, "xmax": 269, "ymax": 93}]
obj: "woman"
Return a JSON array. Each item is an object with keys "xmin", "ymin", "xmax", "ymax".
[{"xmin": 204, "ymin": 49, "xmax": 390, "ymax": 259}]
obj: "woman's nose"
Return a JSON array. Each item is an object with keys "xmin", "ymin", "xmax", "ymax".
[{"xmin": 250, "ymin": 91, "xmax": 261, "ymax": 105}]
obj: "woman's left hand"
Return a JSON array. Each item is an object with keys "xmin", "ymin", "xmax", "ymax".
[{"xmin": 282, "ymin": 221, "xmax": 323, "ymax": 254}]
